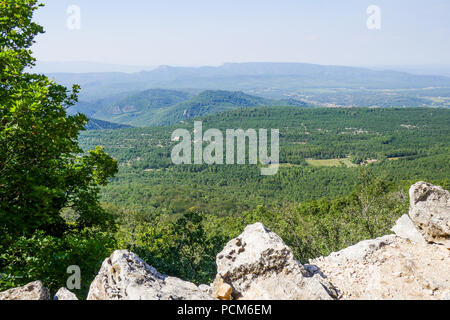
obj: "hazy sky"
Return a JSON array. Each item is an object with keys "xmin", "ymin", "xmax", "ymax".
[{"xmin": 32, "ymin": 0, "xmax": 450, "ymax": 67}]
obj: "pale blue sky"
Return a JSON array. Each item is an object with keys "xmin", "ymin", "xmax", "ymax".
[{"xmin": 32, "ymin": 0, "xmax": 450, "ymax": 67}]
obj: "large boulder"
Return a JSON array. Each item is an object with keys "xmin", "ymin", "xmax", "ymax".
[
  {"xmin": 409, "ymin": 182, "xmax": 450, "ymax": 247},
  {"xmin": 213, "ymin": 223, "xmax": 337, "ymax": 300},
  {"xmin": 87, "ymin": 250, "xmax": 214, "ymax": 300},
  {"xmin": 311, "ymin": 235, "xmax": 450, "ymax": 299},
  {"xmin": 53, "ymin": 287, "xmax": 78, "ymax": 300},
  {"xmin": 0, "ymin": 281, "xmax": 50, "ymax": 300}
]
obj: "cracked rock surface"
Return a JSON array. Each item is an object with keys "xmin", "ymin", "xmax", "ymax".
[
  {"xmin": 0, "ymin": 281, "xmax": 50, "ymax": 300},
  {"xmin": 408, "ymin": 181, "xmax": 450, "ymax": 248},
  {"xmin": 87, "ymin": 250, "xmax": 214, "ymax": 300},
  {"xmin": 214, "ymin": 223, "xmax": 337, "ymax": 300}
]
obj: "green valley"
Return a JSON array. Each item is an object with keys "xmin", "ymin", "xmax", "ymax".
[{"xmin": 79, "ymin": 107, "xmax": 450, "ymax": 215}]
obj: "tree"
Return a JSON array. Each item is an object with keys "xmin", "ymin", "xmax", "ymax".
[
  {"xmin": 130, "ymin": 209, "xmax": 226, "ymax": 285},
  {"xmin": 352, "ymin": 167, "xmax": 392, "ymax": 238},
  {"xmin": 0, "ymin": 0, "xmax": 118, "ymax": 295},
  {"xmin": 0, "ymin": 0, "xmax": 118, "ymax": 237}
]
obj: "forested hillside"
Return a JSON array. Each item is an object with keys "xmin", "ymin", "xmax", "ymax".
[
  {"xmin": 153, "ymin": 90, "xmax": 309, "ymax": 126},
  {"xmin": 85, "ymin": 118, "xmax": 132, "ymax": 130},
  {"xmin": 69, "ymin": 89, "xmax": 309, "ymax": 127},
  {"xmin": 79, "ymin": 107, "xmax": 450, "ymax": 216}
]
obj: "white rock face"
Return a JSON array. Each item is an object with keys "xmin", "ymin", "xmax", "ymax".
[
  {"xmin": 311, "ymin": 235, "xmax": 450, "ymax": 300},
  {"xmin": 310, "ymin": 182, "xmax": 450, "ymax": 300},
  {"xmin": 215, "ymin": 223, "xmax": 337, "ymax": 300},
  {"xmin": 319, "ymin": 235, "xmax": 397, "ymax": 263},
  {"xmin": 0, "ymin": 281, "xmax": 50, "ymax": 300},
  {"xmin": 87, "ymin": 250, "xmax": 214, "ymax": 300},
  {"xmin": 53, "ymin": 287, "xmax": 78, "ymax": 300},
  {"xmin": 391, "ymin": 214, "xmax": 426, "ymax": 244},
  {"xmin": 409, "ymin": 181, "xmax": 450, "ymax": 247}
]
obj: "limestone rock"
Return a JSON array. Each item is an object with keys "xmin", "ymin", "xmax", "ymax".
[
  {"xmin": 215, "ymin": 223, "xmax": 336, "ymax": 300},
  {"xmin": 87, "ymin": 250, "xmax": 214, "ymax": 300},
  {"xmin": 318, "ymin": 235, "xmax": 397, "ymax": 263},
  {"xmin": 409, "ymin": 181, "xmax": 450, "ymax": 247},
  {"xmin": 53, "ymin": 287, "xmax": 78, "ymax": 300},
  {"xmin": 211, "ymin": 275, "xmax": 233, "ymax": 300},
  {"xmin": 311, "ymin": 235, "xmax": 450, "ymax": 300},
  {"xmin": 0, "ymin": 281, "xmax": 50, "ymax": 300},
  {"xmin": 391, "ymin": 214, "xmax": 426, "ymax": 244}
]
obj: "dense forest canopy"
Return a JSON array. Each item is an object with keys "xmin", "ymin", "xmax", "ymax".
[{"xmin": 79, "ymin": 107, "xmax": 450, "ymax": 216}]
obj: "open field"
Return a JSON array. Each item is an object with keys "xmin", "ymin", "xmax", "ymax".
[{"xmin": 305, "ymin": 158, "xmax": 357, "ymax": 168}]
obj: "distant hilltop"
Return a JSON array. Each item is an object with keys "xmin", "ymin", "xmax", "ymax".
[{"xmin": 37, "ymin": 62, "xmax": 450, "ymax": 107}]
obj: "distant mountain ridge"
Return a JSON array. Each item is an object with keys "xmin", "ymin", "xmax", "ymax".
[{"xmin": 48, "ymin": 62, "xmax": 450, "ymax": 101}]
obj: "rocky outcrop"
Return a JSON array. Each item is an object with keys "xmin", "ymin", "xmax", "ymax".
[
  {"xmin": 2, "ymin": 182, "xmax": 448, "ymax": 300},
  {"xmin": 311, "ymin": 234, "xmax": 450, "ymax": 300},
  {"xmin": 213, "ymin": 223, "xmax": 337, "ymax": 300},
  {"xmin": 408, "ymin": 181, "xmax": 450, "ymax": 247},
  {"xmin": 0, "ymin": 281, "xmax": 50, "ymax": 300},
  {"xmin": 53, "ymin": 287, "xmax": 78, "ymax": 300},
  {"xmin": 87, "ymin": 250, "xmax": 213, "ymax": 300},
  {"xmin": 310, "ymin": 182, "xmax": 450, "ymax": 300}
]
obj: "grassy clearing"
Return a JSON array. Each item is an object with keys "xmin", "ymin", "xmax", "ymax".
[
  {"xmin": 305, "ymin": 158, "xmax": 357, "ymax": 168},
  {"xmin": 388, "ymin": 157, "xmax": 404, "ymax": 161},
  {"xmin": 278, "ymin": 163, "xmax": 302, "ymax": 168}
]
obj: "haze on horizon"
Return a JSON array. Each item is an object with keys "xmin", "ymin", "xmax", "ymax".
[{"xmin": 32, "ymin": 0, "xmax": 450, "ymax": 72}]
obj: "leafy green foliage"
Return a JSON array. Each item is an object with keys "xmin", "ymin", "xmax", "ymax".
[
  {"xmin": 0, "ymin": 0, "xmax": 118, "ymax": 297},
  {"xmin": 0, "ymin": 228, "xmax": 116, "ymax": 299},
  {"xmin": 111, "ymin": 205, "xmax": 225, "ymax": 285},
  {"xmin": 131, "ymin": 210, "xmax": 224, "ymax": 284}
]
